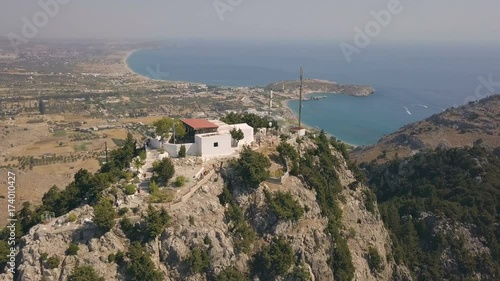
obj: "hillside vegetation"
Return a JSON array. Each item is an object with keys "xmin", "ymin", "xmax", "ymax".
[{"xmin": 362, "ymin": 145, "xmax": 500, "ymax": 280}]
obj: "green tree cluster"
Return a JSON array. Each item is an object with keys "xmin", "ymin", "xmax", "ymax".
[
  {"xmin": 93, "ymin": 198, "xmax": 116, "ymax": 232},
  {"xmin": 121, "ymin": 205, "xmax": 170, "ymax": 243},
  {"xmin": 226, "ymin": 202, "xmax": 255, "ymax": 253},
  {"xmin": 363, "ymin": 146, "xmax": 500, "ymax": 280},
  {"xmin": 125, "ymin": 242, "xmax": 164, "ymax": 281},
  {"xmin": 276, "ymin": 141, "xmax": 299, "ymax": 174},
  {"xmin": 186, "ymin": 246, "xmax": 212, "ymax": 274},
  {"xmin": 222, "ymin": 112, "xmax": 277, "ymax": 129},
  {"xmin": 265, "ymin": 191, "xmax": 304, "ymax": 222},
  {"xmin": 153, "ymin": 117, "xmax": 186, "ymax": 141},
  {"xmin": 230, "ymin": 128, "xmax": 244, "ymax": 146},
  {"xmin": 251, "ymin": 237, "xmax": 294, "ymax": 279},
  {"xmin": 232, "ymin": 146, "xmax": 271, "ymax": 189},
  {"xmin": 0, "ymin": 134, "xmax": 143, "ymax": 272}
]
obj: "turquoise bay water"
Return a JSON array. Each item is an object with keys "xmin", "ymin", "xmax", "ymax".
[
  {"xmin": 288, "ymin": 93, "xmax": 436, "ymax": 145},
  {"xmin": 128, "ymin": 40, "xmax": 500, "ymax": 146}
]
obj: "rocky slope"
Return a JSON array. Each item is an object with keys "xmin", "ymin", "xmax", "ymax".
[
  {"xmin": 351, "ymin": 94, "xmax": 500, "ymax": 164},
  {"xmin": 1, "ymin": 139, "xmax": 412, "ymax": 281}
]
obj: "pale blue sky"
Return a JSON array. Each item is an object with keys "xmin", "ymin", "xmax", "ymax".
[{"xmin": 1, "ymin": 0, "xmax": 499, "ymax": 42}]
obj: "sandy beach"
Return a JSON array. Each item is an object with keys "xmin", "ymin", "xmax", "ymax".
[{"xmin": 122, "ymin": 50, "xmax": 137, "ymax": 75}]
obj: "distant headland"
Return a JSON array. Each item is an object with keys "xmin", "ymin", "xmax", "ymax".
[{"xmin": 265, "ymin": 79, "xmax": 375, "ymax": 97}]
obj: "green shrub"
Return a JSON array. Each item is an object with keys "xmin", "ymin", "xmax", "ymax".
[
  {"xmin": 367, "ymin": 247, "xmax": 384, "ymax": 273},
  {"xmin": 148, "ymin": 181, "xmax": 173, "ymax": 203},
  {"xmin": 287, "ymin": 264, "xmax": 310, "ymax": 281},
  {"xmin": 66, "ymin": 243, "xmax": 79, "ymax": 256},
  {"xmin": 218, "ymin": 184, "xmax": 232, "ymax": 205},
  {"xmin": 174, "ymin": 176, "xmax": 187, "ymax": 187},
  {"xmin": 66, "ymin": 213, "xmax": 77, "ymax": 223},
  {"xmin": 46, "ymin": 255, "xmax": 60, "ymax": 269},
  {"xmin": 277, "ymin": 141, "xmax": 299, "ymax": 172},
  {"xmin": 178, "ymin": 145, "xmax": 186, "ymax": 158},
  {"xmin": 123, "ymin": 184, "xmax": 137, "ymax": 195},
  {"xmin": 118, "ymin": 207, "xmax": 129, "ymax": 216},
  {"xmin": 216, "ymin": 266, "xmax": 247, "ymax": 281},
  {"xmin": 68, "ymin": 265, "xmax": 105, "ymax": 281},
  {"xmin": 363, "ymin": 189, "xmax": 377, "ymax": 214},
  {"xmin": 108, "ymin": 253, "xmax": 116, "ymax": 263}
]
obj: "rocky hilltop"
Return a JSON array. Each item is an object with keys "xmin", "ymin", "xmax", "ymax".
[
  {"xmin": 1, "ymin": 134, "xmax": 410, "ymax": 281},
  {"xmin": 351, "ymin": 94, "xmax": 500, "ymax": 164},
  {"xmin": 266, "ymin": 79, "xmax": 375, "ymax": 97}
]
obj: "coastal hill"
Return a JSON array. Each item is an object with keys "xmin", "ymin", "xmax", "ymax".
[
  {"xmin": 0, "ymin": 133, "xmax": 411, "ymax": 281},
  {"xmin": 266, "ymin": 78, "xmax": 375, "ymax": 97},
  {"xmin": 353, "ymin": 95, "xmax": 500, "ymax": 280},
  {"xmin": 351, "ymin": 94, "xmax": 500, "ymax": 164}
]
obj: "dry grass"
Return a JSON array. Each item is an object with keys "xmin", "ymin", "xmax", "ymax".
[{"xmin": 0, "ymin": 158, "xmax": 100, "ymax": 227}]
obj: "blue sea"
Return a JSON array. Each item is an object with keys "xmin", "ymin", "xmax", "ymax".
[{"xmin": 127, "ymin": 40, "xmax": 500, "ymax": 146}]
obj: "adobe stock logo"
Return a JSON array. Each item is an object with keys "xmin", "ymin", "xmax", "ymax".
[
  {"xmin": 340, "ymin": 0, "xmax": 412, "ymax": 63},
  {"xmin": 8, "ymin": 0, "xmax": 72, "ymax": 55},
  {"xmin": 213, "ymin": 0, "xmax": 244, "ymax": 21},
  {"xmin": 454, "ymin": 73, "xmax": 500, "ymax": 107},
  {"xmin": 145, "ymin": 64, "xmax": 170, "ymax": 80}
]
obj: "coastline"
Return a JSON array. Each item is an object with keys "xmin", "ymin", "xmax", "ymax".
[
  {"xmin": 122, "ymin": 49, "xmax": 360, "ymax": 147},
  {"xmin": 122, "ymin": 49, "xmax": 136, "ymax": 75},
  {"xmin": 122, "ymin": 48, "xmax": 169, "ymax": 82}
]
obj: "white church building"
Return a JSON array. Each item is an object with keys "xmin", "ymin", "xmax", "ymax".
[{"xmin": 149, "ymin": 119, "xmax": 254, "ymax": 159}]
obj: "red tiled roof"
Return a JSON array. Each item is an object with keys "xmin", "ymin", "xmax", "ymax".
[{"xmin": 181, "ymin": 119, "xmax": 219, "ymax": 130}]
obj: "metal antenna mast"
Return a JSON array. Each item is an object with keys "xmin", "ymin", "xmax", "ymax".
[{"xmin": 298, "ymin": 67, "xmax": 303, "ymax": 129}]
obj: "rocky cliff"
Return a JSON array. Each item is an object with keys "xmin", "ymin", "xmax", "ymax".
[{"xmin": 2, "ymin": 140, "xmax": 411, "ymax": 281}]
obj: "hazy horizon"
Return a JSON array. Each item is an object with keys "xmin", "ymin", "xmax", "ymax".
[{"xmin": 1, "ymin": 0, "xmax": 500, "ymax": 42}]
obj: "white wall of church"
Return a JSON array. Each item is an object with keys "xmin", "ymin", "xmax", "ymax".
[{"xmin": 196, "ymin": 133, "xmax": 233, "ymax": 159}]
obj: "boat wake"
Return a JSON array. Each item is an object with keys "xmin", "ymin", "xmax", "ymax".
[{"xmin": 404, "ymin": 106, "xmax": 412, "ymax": 115}]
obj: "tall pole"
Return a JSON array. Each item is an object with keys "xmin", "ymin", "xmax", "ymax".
[
  {"xmin": 269, "ymin": 90, "xmax": 273, "ymax": 117},
  {"xmin": 173, "ymin": 122, "xmax": 176, "ymax": 144},
  {"xmin": 104, "ymin": 142, "xmax": 108, "ymax": 163},
  {"xmin": 298, "ymin": 67, "xmax": 303, "ymax": 129}
]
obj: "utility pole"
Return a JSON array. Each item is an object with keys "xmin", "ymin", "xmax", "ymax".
[
  {"xmin": 173, "ymin": 123, "xmax": 176, "ymax": 144},
  {"xmin": 268, "ymin": 90, "xmax": 273, "ymax": 117},
  {"xmin": 104, "ymin": 142, "xmax": 108, "ymax": 163},
  {"xmin": 298, "ymin": 67, "xmax": 304, "ymax": 129}
]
